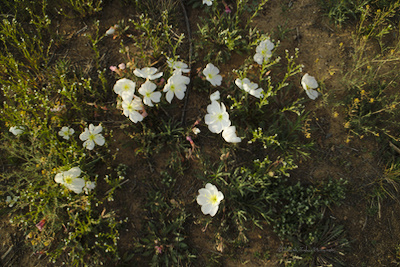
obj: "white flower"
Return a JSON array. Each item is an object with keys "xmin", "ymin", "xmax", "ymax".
[
  {"xmin": 79, "ymin": 124, "xmax": 105, "ymax": 150},
  {"xmin": 301, "ymin": 73, "xmax": 319, "ymax": 100},
  {"xmin": 205, "ymin": 101, "xmax": 231, "ymax": 134},
  {"xmin": 84, "ymin": 181, "xmax": 96, "ymax": 194},
  {"xmin": 235, "ymin": 78, "xmax": 251, "ymax": 90},
  {"xmin": 105, "ymin": 27, "xmax": 115, "ymax": 36},
  {"xmin": 202, "ymin": 0, "xmax": 213, "ymax": 6},
  {"xmin": 254, "ymin": 38, "xmax": 275, "ymax": 65},
  {"xmin": 247, "ymin": 86, "xmax": 264, "ymax": 99},
  {"xmin": 163, "ymin": 73, "xmax": 190, "ymax": 103},
  {"xmin": 9, "ymin": 126, "xmax": 24, "ymax": 136},
  {"xmin": 222, "ymin": 126, "xmax": 241, "ymax": 143},
  {"xmin": 133, "ymin": 67, "xmax": 163, "ymax": 80},
  {"xmin": 238, "ymin": 80, "xmax": 264, "ymax": 99},
  {"xmin": 138, "ymin": 81, "xmax": 161, "ymax": 107},
  {"xmin": 210, "ymin": 91, "xmax": 220, "ymax": 101},
  {"xmin": 242, "ymin": 81, "xmax": 258, "ymax": 93},
  {"xmin": 167, "ymin": 58, "xmax": 190, "ymax": 74},
  {"xmin": 113, "ymin": 78, "xmax": 136, "ymax": 101},
  {"xmin": 122, "ymin": 96, "xmax": 144, "ymax": 123},
  {"xmin": 203, "ymin": 63, "xmax": 222, "ymax": 86},
  {"xmin": 6, "ymin": 196, "xmax": 18, "ymax": 207},
  {"xmin": 196, "ymin": 183, "xmax": 224, "ymax": 217},
  {"xmin": 192, "ymin": 127, "xmax": 201, "ymax": 135},
  {"xmin": 58, "ymin": 126, "xmax": 75, "ymax": 140},
  {"xmin": 54, "ymin": 167, "xmax": 85, "ymax": 194}
]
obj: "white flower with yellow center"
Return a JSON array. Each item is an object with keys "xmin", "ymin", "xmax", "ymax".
[
  {"xmin": 163, "ymin": 73, "xmax": 190, "ymax": 103},
  {"xmin": 122, "ymin": 96, "xmax": 144, "ymax": 123},
  {"xmin": 204, "ymin": 100, "xmax": 231, "ymax": 134},
  {"xmin": 113, "ymin": 78, "xmax": 136, "ymax": 101},
  {"xmin": 133, "ymin": 67, "xmax": 163, "ymax": 80},
  {"xmin": 197, "ymin": 183, "xmax": 224, "ymax": 217},
  {"xmin": 167, "ymin": 58, "xmax": 190, "ymax": 74},
  {"xmin": 254, "ymin": 38, "xmax": 275, "ymax": 65},
  {"xmin": 301, "ymin": 73, "xmax": 319, "ymax": 100},
  {"xmin": 54, "ymin": 167, "xmax": 85, "ymax": 194},
  {"xmin": 138, "ymin": 81, "xmax": 161, "ymax": 107},
  {"xmin": 58, "ymin": 126, "xmax": 75, "ymax": 140},
  {"xmin": 79, "ymin": 124, "xmax": 105, "ymax": 150},
  {"xmin": 203, "ymin": 63, "xmax": 222, "ymax": 86}
]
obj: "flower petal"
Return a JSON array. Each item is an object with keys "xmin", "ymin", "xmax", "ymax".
[
  {"xmin": 79, "ymin": 129, "xmax": 89, "ymax": 141},
  {"xmin": 83, "ymin": 140, "xmax": 95, "ymax": 150},
  {"xmin": 209, "ymin": 205, "xmax": 219, "ymax": 217},
  {"xmin": 94, "ymin": 134, "xmax": 105, "ymax": 146}
]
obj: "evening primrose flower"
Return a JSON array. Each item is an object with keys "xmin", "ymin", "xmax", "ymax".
[
  {"xmin": 203, "ymin": 63, "xmax": 222, "ymax": 86},
  {"xmin": 167, "ymin": 58, "xmax": 190, "ymax": 74},
  {"xmin": 105, "ymin": 27, "xmax": 115, "ymax": 36},
  {"xmin": 222, "ymin": 126, "xmax": 241, "ymax": 143},
  {"xmin": 196, "ymin": 183, "xmax": 224, "ymax": 217},
  {"xmin": 202, "ymin": 0, "xmax": 213, "ymax": 6},
  {"xmin": 210, "ymin": 91, "xmax": 220, "ymax": 101},
  {"xmin": 205, "ymin": 101, "xmax": 231, "ymax": 134},
  {"xmin": 301, "ymin": 73, "xmax": 319, "ymax": 100},
  {"xmin": 54, "ymin": 167, "xmax": 85, "ymax": 194},
  {"xmin": 238, "ymin": 79, "xmax": 264, "ymax": 98},
  {"xmin": 163, "ymin": 73, "xmax": 190, "ymax": 103},
  {"xmin": 58, "ymin": 126, "xmax": 75, "ymax": 140},
  {"xmin": 113, "ymin": 78, "xmax": 136, "ymax": 101},
  {"xmin": 254, "ymin": 38, "xmax": 275, "ymax": 65},
  {"xmin": 9, "ymin": 126, "xmax": 24, "ymax": 136},
  {"xmin": 84, "ymin": 181, "xmax": 96, "ymax": 194},
  {"xmin": 235, "ymin": 78, "xmax": 251, "ymax": 90},
  {"xmin": 192, "ymin": 127, "xmax": 201, "ymax": 135},
  {"xmin": 138, "ymin": 81, "xmax": 161, "ymax": 107},
  {"xmin": 122, "ymin": 96, "xmax": 144, "ymax": 123},
  {"xmin": 133, "ymin": 67, "xmax": 163, "ymax": 80},
  {"xmin": 242, "ymin": 81, "xmax": 258, "ymax": 93},
  {"xmin": 79, "ymin": 124, "xmax": 105, "ymax": 150},
  {"xmin": 245, "ymin": 83, "xmax": 264, "ymax": 98}
]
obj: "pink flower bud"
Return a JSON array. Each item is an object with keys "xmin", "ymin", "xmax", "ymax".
[{"xmin": 35, "ymin": 219, "xmax": 46, "ymax": 231}]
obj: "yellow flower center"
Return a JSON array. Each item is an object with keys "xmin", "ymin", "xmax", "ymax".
[
  {"xmin": 64, "ymin": 175, "xmax": 73, "ymax": 184},
  {"xmin": 209, "ymin": 194, "xmax": 218, "ymax": 204},
  {"xmin": 124, "ymin": 84, "xmax": 130, "ymax": 91},
  {"xmin": 88, "ymin": 133, "xmax": 96, "ymax": 141}
]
